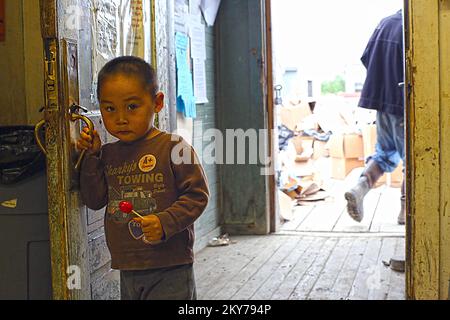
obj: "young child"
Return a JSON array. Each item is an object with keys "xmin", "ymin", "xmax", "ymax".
[{"xmin": 77, "ymin": 56, "xmax": 209, "ymax": 300}]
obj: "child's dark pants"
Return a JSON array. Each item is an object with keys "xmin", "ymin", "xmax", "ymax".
[{"xmin": 120, "ymin": 263, "xmax": 197, "ymax": 300}]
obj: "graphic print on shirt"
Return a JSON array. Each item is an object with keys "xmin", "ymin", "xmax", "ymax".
[
  {"xmin": 105, "ymin": 156, "xmax": 167, "ymax": 243},
  {"xmin": 138, "ymin": 154, "xmax": 157, "ymax": 173}
]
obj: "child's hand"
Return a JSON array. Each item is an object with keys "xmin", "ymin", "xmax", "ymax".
[
  {"xmin": 133, "ymin": 215, "xmax": 164, "ymax": 242},
  {"xmin": 77, "ymin": 127, "xmax": 101, "ymax": 156}
]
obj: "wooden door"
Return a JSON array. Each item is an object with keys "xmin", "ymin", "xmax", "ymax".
[
  {"xmin": 39, "ymin": 0, "xmax": 90, "ymax": 299},
  {"xmin": 216, "ymin": 0, "xmax": 273, "ymax": 235}
]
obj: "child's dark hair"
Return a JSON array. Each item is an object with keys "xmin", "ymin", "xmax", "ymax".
[{"xmin": 97, "ymin": 56, "xmax": 158, "ymax": 100}]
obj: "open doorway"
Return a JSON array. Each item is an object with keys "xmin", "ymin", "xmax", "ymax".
[{"xmin": 271, "ymin": 0, "xmax": 406, "ymax": 299}]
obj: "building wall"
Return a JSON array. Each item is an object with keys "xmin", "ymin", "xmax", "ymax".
[
  {"xmin": 192, "ymin": 25, "xmax": 222, "ymax": 252},
  {"xmin": 0, "ymin": 0, "xmax": 43, "ymax": 125}
]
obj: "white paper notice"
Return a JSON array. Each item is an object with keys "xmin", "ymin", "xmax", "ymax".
[
  {"xmin": 174, "ymin": 0, "xmax": 189, "ymax": 34},
  {"xmin": 189, "ymin": 0, "xmax": 202, "ymax": 23},
  {"xmin": 200, "ymin": 0, "xmax": 221, "ymax": 27},
  {"xmin": 189, "ymin": 21, "xmax": 206, "ymax": 60},
  {"xmin": 193, "ymin": 58, "xmax": 208, "ymax": 104}
]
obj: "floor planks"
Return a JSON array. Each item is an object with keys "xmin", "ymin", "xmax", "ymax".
[
  {"xmin": 281, "ymin": 176, "xmax": 404, "ymax": 234},
  {"xmin": 196, "ymin": 234, "xmax": 405, "ymax": 300}
]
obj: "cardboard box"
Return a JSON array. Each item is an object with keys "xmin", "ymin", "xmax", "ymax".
[
  {"xmin": 291, "ymin": 136, "xmax": 307, "ymax": 154},
  {"xmin": 296, "ymin": 149, "xmax": 314, "ymax": 162},
  {"xmin": 279, "ymin": 102, "xmax": 312, "ymax": 132},
  {"xmin": 314, "ymin": 107, "xmax": 351, "ymax": 134},
  {"xmin": 292, "ymin": 159, "xmax": 314, "ymax": 177},
  {"xmin": 331, "ymin": 157, "xmax": 365, "ymax": 180},
  {"xmin": 299, "ymin": 114, "xmax": 319, "ymax": 131},
  {"xmin": 313, "ymin": 140, "xmax": 329, "ymax": 160},
  {"xmin": 329, "ymin": 133, "xmax": 364, "ymax": 159},
  {"xmin": 291, "ymin": 136, "xmax": 314, "ymax": 161}
]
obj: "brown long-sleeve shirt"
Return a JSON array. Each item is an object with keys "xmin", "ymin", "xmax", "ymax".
[{"xmin": 80, "ymin": 131, "xmax": 209, "ymax": 270}]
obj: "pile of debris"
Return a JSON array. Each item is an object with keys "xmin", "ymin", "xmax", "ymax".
[{"xmin": 277, "ymin": 100, "xmax": 331, "ymax": 220}]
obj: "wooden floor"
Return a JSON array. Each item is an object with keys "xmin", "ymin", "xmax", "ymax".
[
  {"xmin": 281, "ymin": 175, "xmax": 405, "ymax": 234},
  {"xmin": 195, "ymin": 234, "xmax": 405, "ymax": 300},
  {"xmin": 196, "ymin": 161, "xmax": 405, "ymax": 300}
]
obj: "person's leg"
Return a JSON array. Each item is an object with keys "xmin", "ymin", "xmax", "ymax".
[
  {"xmin": 391, "ymin": 112, "xmax": 406, "ymax": 225},
  {"xmin": 130, "ymin": 264, "xmax": 196, "ymax": 300},
  {"xmin": 345, "ymin": 111, "xmax": 400, "ymax": 222},
  {"xmin": 398, "ymin": 178, "xmax": 406, "ymax": 224},
  {"xmin": 120, "ymin": 270, "xmax": 139, "ymax": 300}
]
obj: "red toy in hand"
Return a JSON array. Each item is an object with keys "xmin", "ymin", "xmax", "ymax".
[{"xmin": 119, "ymin": 201, "xmax": 144, "ymax": 218}]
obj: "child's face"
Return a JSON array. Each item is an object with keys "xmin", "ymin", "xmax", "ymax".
[{"xmin": 99, "ymin": 74, "xmax": 164, "ymax": 143}]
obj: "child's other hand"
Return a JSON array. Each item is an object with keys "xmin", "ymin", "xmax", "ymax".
[
  {"xmin": 134, "ymin": 215, "xmax": 164, "ymax": 242},
  {"xmin": 77, "ymin": 127, "xmax": 101, "ymax": 156}
]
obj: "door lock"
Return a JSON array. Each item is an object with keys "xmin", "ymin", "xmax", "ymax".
[
  {"xmin": 34, "ymin": 104, "xmax": 95, "ymax": 171},
  {"xmin": 34, "ymin": 120, "xmax": 47, "ymax": 156},
  {"xmin": 34, "ymin": 107, "xmax": 47, "ymax": 156},
  {"xmin": 69, "ymin": 104, "xmax": 95, "ymax": 170}
]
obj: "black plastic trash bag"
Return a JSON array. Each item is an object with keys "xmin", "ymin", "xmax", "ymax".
[{"xmin": 0, "ymin": 126, "xmax": 46, "ymax": 185}]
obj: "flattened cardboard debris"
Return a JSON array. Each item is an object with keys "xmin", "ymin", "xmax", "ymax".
[
  {"xmin": 297, "ymin": 190, "xmax": 329, "ymax": 202},
  {"xmin": 281, "ymin": 176, "xmax": 302, "ymax": 199},
  {"xmin": 298, "ymin": 180, "xmax": 321, "ymax": 196},
  {"xmin": 283, "ymin": 188, "xmax": 300, "ymax": 200},
  {"xmin": 281, "ymin": 176, "xmax": 298, "ymax": 191}
]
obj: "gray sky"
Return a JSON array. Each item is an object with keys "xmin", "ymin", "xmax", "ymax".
[{"xmin": 272, "ymin": 0, "xmax": 403, "ymax": 79}]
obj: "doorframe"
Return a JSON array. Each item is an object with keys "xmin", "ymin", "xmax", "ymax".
[
  {"xmin": 265, "ymin": 0, "xmax": 278, "ymax": 233},
  {"xmin": 405, "ymin": 0, "xmax": 442, "ymax": 299},
  {"xmin": 265, "ymin": 0, "xmax": 447, "ymax": 299}
]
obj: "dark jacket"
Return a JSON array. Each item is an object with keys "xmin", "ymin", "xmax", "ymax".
[{"xmin": 358, "ymin": 10, "xmax": 404, "ymax": 116}]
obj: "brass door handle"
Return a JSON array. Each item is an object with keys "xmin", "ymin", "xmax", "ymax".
[
  {"xmin": 70, "ymin": 113, "xmax": 95, "ymax": 170},
  {"xmin": 34, "ymin": 119, "xmax": 47, "ymax": 156}
]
